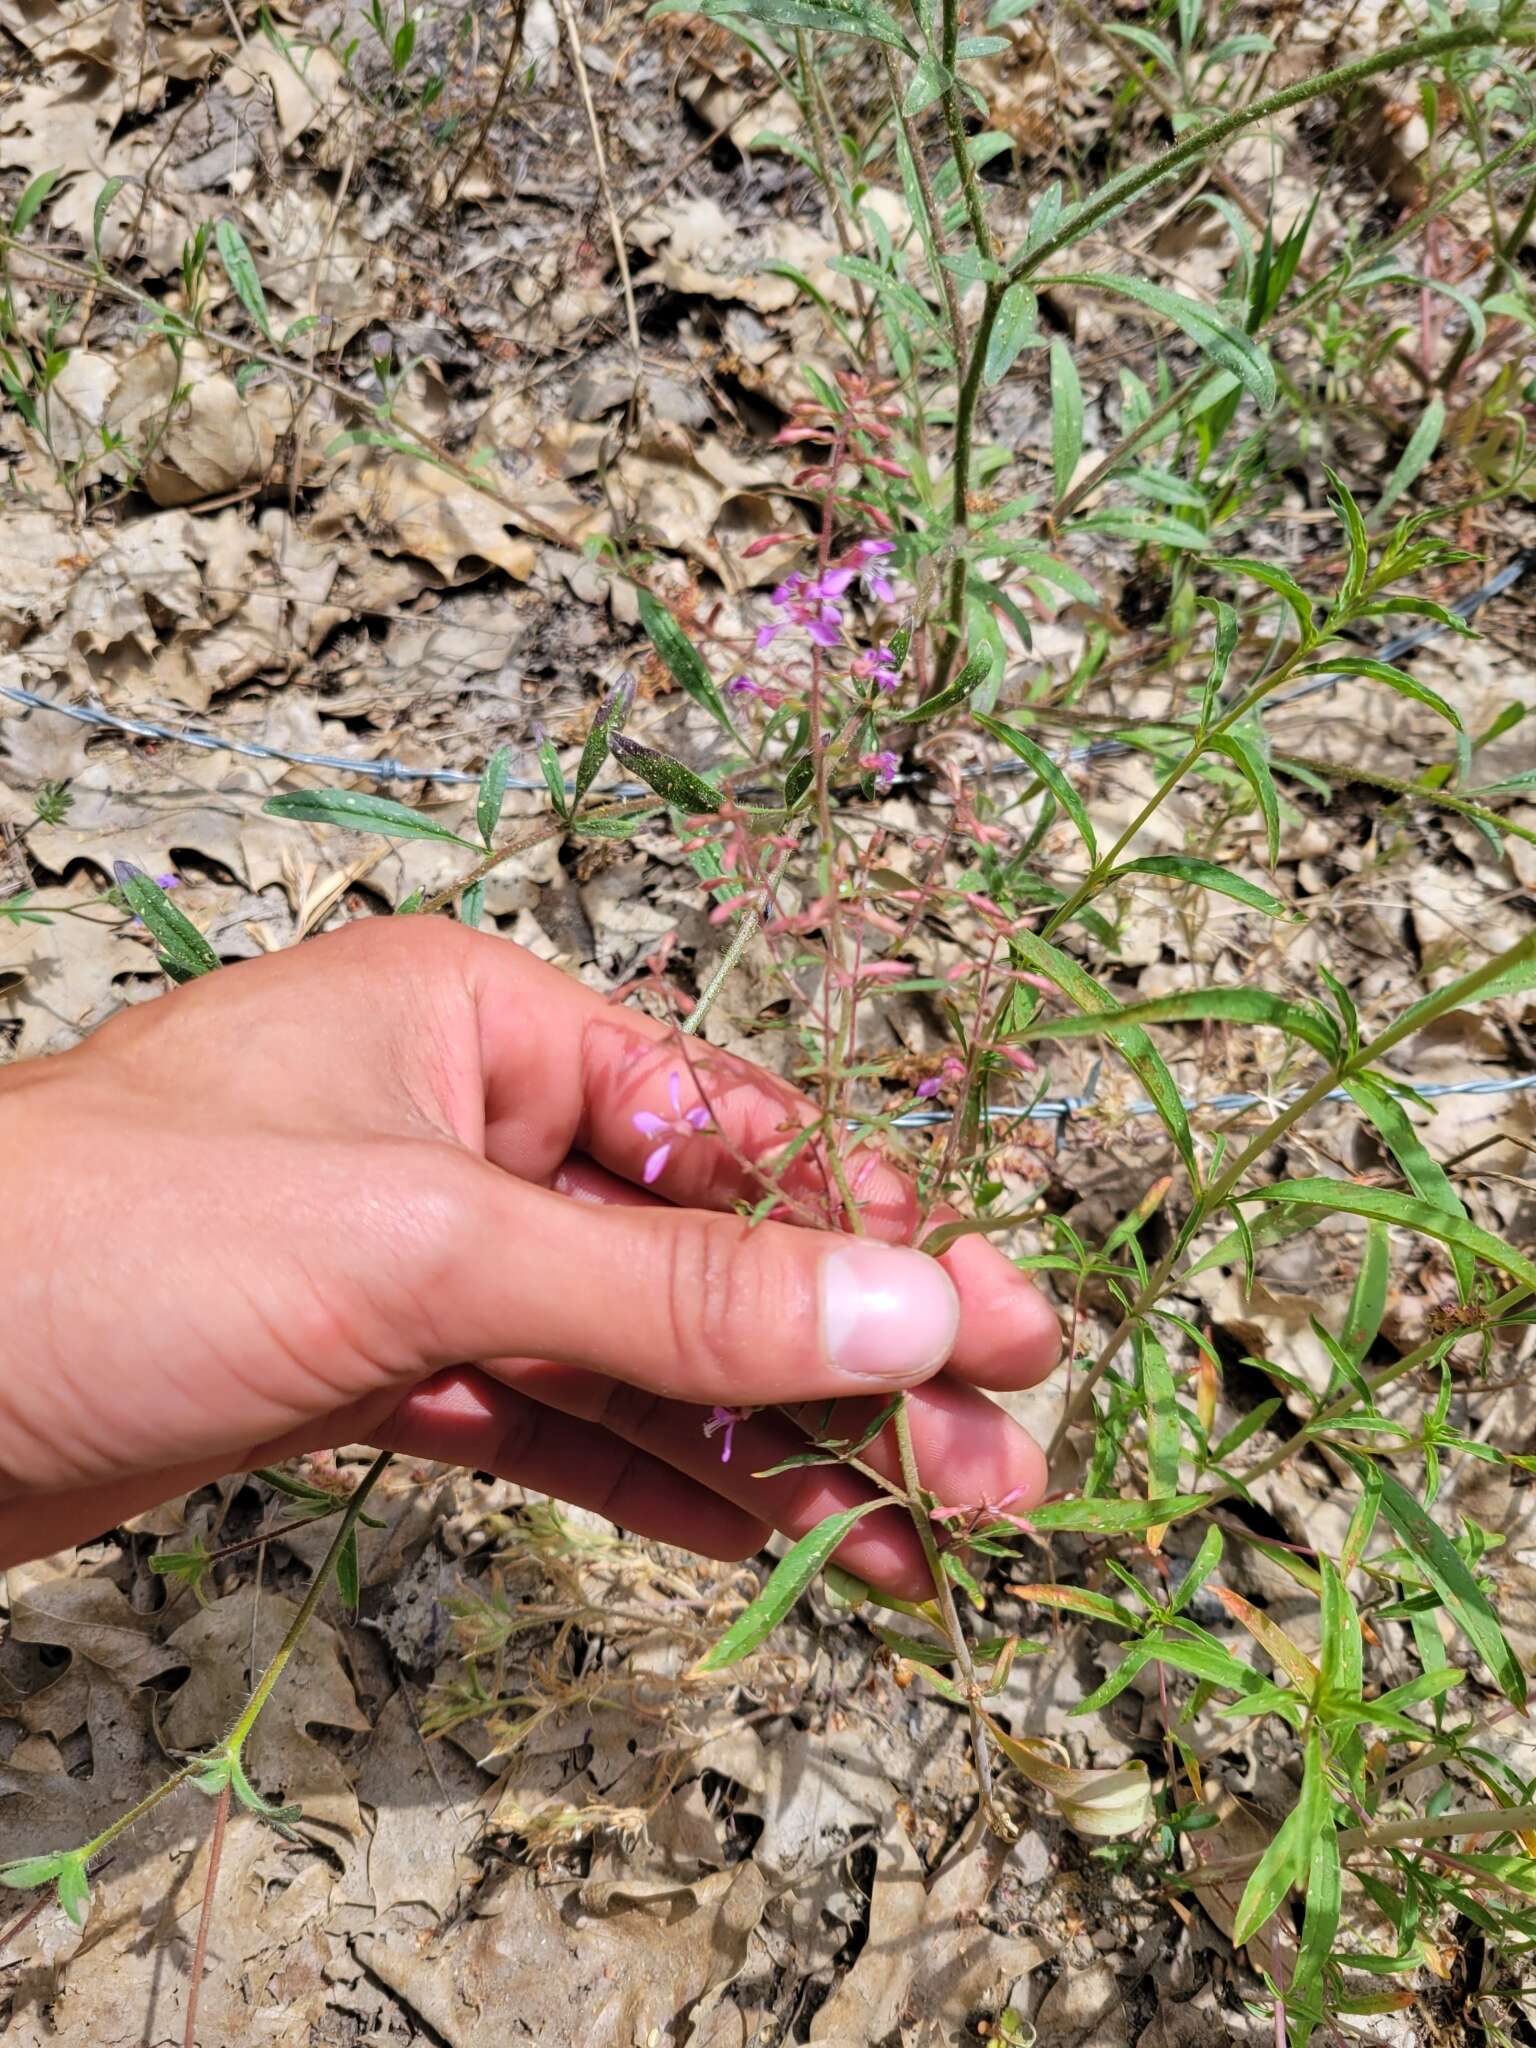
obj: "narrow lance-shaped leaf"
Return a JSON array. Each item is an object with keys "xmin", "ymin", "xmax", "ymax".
[
  {"xmin": 1340, "ymin": 1218, "xmax": 1389, "ymax": 1366},
  {"xmin": 1136, "ymin": 1330, "xmax": 1181, "ymax": 1552},
  {"xmin": 608, "ymin": 732, "xmax": 722, "ymax": 814},
  {"xmin": 1196, "ymin": 596, "xmax": 1238, "ymax": 728},
  {"xmin": 477, "ymin": 745, "xmax": 512, "ymax": 848},
  {"xmin": 1242, "ymin": 1179, "xmax": 1536, "ymax": 1293},
  {"xmin": 1376, "ymin": 397, "xmax": 1445, "ymax": 520},
  {"xmin": 693, "ymin": 1501, "xmax": 891, "ymax": 1671},
  {"xmin": 92, "ymin": 175, "xmax": 128, "ymax": 259},
  {"xmin": 1027, "ymin": 1493, "xmax": 1212, "ymax": 1533},
  {"xmin": 1294, "ymin": 655, "xmax": 1462, "ymax": 732},
  {"xmin": 114, "ymin": 863, "xmax": 220, "ymax": 980},
  {"xmin": 1344, "ymin": 1075, "xmax": 1474, "ymax": 1300},
  {"xmin": 1207, "ymin": 724, "xmax": 1280, "ymax": 867},
  {"xmin": 264, "ymin": 787, "xmax": 479, "ymax": 848},
  {"xmin": 983, "ymin": 282, "xmax": 1039, "ymax": 387},
  {"xmin": 1354, "ymin": 1456, "xmax": 1527, "ymax": 1709},
  {"xmin": 908, "ymin": 647, "xmax": 994, "ymax": 722},
  {"xmin": 1049, "ymin": 338, "xmax": 1083, "ymax": 499},
  {"xmin": 215, "ymin": 219, "xmax": 276, "ymax": 343},
  {"xmin": 1232, "ymin": 1725, "xmax": 1326, "ymax": 1945},
  {"xmin": 1054, "ymin": 273, "xmax": 1276, "ymax": 409},
  {"xmin": 637, "ymin": 587, "xmax": 734, "ymax": 733},
  {"xmin": 975, "ymin": 714, "xmax": 1097, "ymax": 863},
  {"xmin": 1111, "ymin": 853, "xmax": 1288, "ymax": 917},
  {"xmin": 1008, "ymin": 983, "xmax": 1338, "ymax": 1057},
  {"xmin": 1009, "ymin": 929, "xmax": 1197, "ymax": 1180},
  {"xmin": 574, "ymin": 673, "xmax": 635, "ymax": 809},
  {"xmin": 1217, "ymin": 554, "xmax": 1315, "ymax": 646},
  {"xmin": 11, "ymin": 167, "xmax": 60, "ymax": 235}
]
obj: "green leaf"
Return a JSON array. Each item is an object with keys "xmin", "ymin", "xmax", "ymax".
[
  {"xmin": 608, "ymin": 733, "xmax": 722, "ymax": 814},
  {"xmin": 1049, "ymin": 338, "xmax": 1083, "ymax": 500},
  {"xmin": 908, "ymin": 647, "xmax": 994, "ymax": 722},
  {"xmin": 1027, "ymin": 1493, "xmax": 1212, "ymax": 1533},
  {"xmin": 1318, "ymin": 1557, "xmax": 1363, "ymax": 1705},
  {"xmin": 1378, "ymin": 931, "xmax": 1536, "ymax": 1051},
  {"xmin": 1232, "ymin": 1726, "xmax": 1324, "ymax": 1945},
  {"xmin": 1070, "ymin": 510, "xmax": 1209, "ymax": 552},
  {"xmin": 336, "ymin": 1529, "xmax": 360, "ymax": 1614},
  {"xmin": 1295, "ymin": 655, "xmax": 1461, "ymax": 732},
  {"xmin": 1056, "ymin": 273, "xmax": 1275, "ymax": 409},
  {"xmin": 1218, "ymin": 555, "xmax": 1315, "ymax": 644},
  {"xmin": 636, "ymin": 588, "xmax": 734, "ymax": 733},
  {"xmin": 1340, "ymin": 1219, "xmax": 1389, "ymax": 1365},
  {"xmin": 983, "ymin": 282, "xmax": 1038, "ymax": 387},
  {"xmin": 477, "ymin": 745, "xmax": 511, "ymax": 848},
  {"xmin": 264, "ymin": 788, "xmax": 479, "ymax": 848},
  {"xmin": 114, "ymin": 864, "xmax": 220, "ymax": 979},
  {"xmin": 1009, "ymin": 930, "xmax": 1197, "ymax": 1179},
  {"xmin": 1137, "ymin": 1330, "xmax": 1181, "ymax": 1516},
  {"xmin": 694, "ymin": 0, "xmax": 915, "ymax": 51},
  {"xmin": 1, "ymin": 1853, "xmax": 70, "ymax": 1890},
  {"xmin": 11, "ymin": 168, "xmax": 61, "ymax": 235},
  {"xmin": 1344, "ymin": 1075, "xmax": 1473, "ymax": 1300},
  {"xmin": 0, "ymin": 1850, "xmax": 92, "ymax": 1927},
  {"xmin": 1326, "ymin": 466, "xmax": 1371, "ymax": 609},
  {"xmin": 1243, "ymin": 1179, "xmax": 1536, "ymax": 1294},
  {"xmin": 215, "ymin": 219, "xmax": 276, "ymax": 343},
  {"xmin": 693, "ymin": 1501, "xmax": 891, "ymax": 1670},
  {"xmin": 1376, "ymin": 398, "xmax": 1445, "ymax": 519},
  {"xmin": 1291, "ymin": 1816, "xmax": 1341, "ymax": 2006},
  {"xmin": 574, "ymin": 675, "xmax": 635, "ymax": 810},
  {"xmin": 1363, "ymin": 1461, "xmax": 1526, "ymax": 1709},
  {"xmin": 1196, "ymin": 596, "xmax": 1238, "ymax": 728},
  {"xmin": 903, "ymin": 51, "xmax": 951, "ymax": 113},
  {"xmin": 535, "ymin": 731, "xmax": 567, "ymax": 817},
  {"xmin": 1111, "ymin": 853, "xmax": 1287, "ymax": 917},
  {"xmin": 1207, "ymin": 725, "xmax": 1279, "ymax": 867},
  {"xmin": 975, "ymin": 715, "xmax": 1096, "ymax": 862}
]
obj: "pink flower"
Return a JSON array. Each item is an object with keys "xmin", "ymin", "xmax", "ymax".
[
  {"xmin": 703, "ymin": 1405, "xmax": 750, "ymax": 1463},
  {"xmin": 851, "ymin": 644, "xmax": 901, "ymax": 690},
  {"xmin": 847, "ymin": 537, "xmax": 897, "ymax": 603},
  {"xmin": 728, "ymin": 674, "xmax": 761, "ymax": 696},
  {"xmin": 859, "ymin": 750, "xmax": 900, "ymax": 793},
  {"xmin": 916, "ymin": 1076, "xmax": 943, "ymax": 1099},
  {"xmin": 632, "ymin": 1070, "xmax": 710, "ymax": 1184}
]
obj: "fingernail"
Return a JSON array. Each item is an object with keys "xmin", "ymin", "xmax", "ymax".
[{"xmin": 821, "ymin": 1243, "xmax": 959, "ymax": 1383}]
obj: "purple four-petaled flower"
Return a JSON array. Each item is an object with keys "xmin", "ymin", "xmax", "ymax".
[{"xmin": 632, "ymin": 1069, "xmax": 711, "ymax": 1184}]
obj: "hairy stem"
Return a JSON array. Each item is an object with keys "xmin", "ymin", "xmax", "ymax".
[{"xmin": 224, "ymin": 1451, "xmax": 392, "ymax": 1754}]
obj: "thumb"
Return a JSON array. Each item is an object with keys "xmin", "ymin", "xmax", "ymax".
[{"xmin": 413, "ymin": 1156, "xmax": 961, "ymax": 1405}]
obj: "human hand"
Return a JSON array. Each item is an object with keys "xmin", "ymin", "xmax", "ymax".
[{"xmin": 0, "ymin": 921, "xmax": 1059, "ymax": 1592}]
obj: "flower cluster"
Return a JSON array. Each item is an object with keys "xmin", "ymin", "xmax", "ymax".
[{"xmin": 755, "ymin": 538, "xmax": 897, "ymax": 657}]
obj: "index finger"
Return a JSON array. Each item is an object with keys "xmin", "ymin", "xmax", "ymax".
[{"xmin": 470, "ymin": 941, "xmax": 1060, "ymax": 1391}]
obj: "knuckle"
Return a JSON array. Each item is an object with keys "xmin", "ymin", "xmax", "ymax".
[{"xmin": 663, "ymin": 1213, "xmax": 772, "ymax": 1394}]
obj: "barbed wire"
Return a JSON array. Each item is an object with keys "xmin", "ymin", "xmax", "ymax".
[
  {"xmin": 5, "ymin": 555, "xmax": 1534, "ymax": 1114},
  {"xmin": 886, "ymin": 1070, "xmax": 1536, "ymax": 1128},
  {"xmin": 3, "ymin": 552, "xmax": 1530, "ymax": 796}
]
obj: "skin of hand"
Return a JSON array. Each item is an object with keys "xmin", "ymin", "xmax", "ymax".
[{"xmin": 0, "ymin": 920, "xmax": 1061, "ymax": 1593}]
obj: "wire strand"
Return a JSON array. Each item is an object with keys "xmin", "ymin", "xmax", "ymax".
[{"xmin": 4, "ymin": 554, "xmax": 1530, "ymax": 795}]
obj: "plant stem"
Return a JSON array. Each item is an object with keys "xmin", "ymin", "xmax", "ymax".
[
  {"xmin": 1014, "ymin": 27, "xmax": 1534, "ymax": 284},
  {"xmin": 181, "ymin": 1777, "xmax": 231, "ymax": 2048},
  {"xmin": 418, "ymin": 797, "xmax": 659, "ymax": 916},
  {"xmin": 891, "ymin": 1396, "xmax": 1006, "ymax": 1831},
  {"xmin": 445, "ymin": 0, "xmax": 528, "ymax": 205},
  {"xmin": 224, "ymin": 1450, "xmax": 392, "ymax": 1755},
  {"xmin": 884, "ymin": 48, "xmax": 965, "ymax": 356}
]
